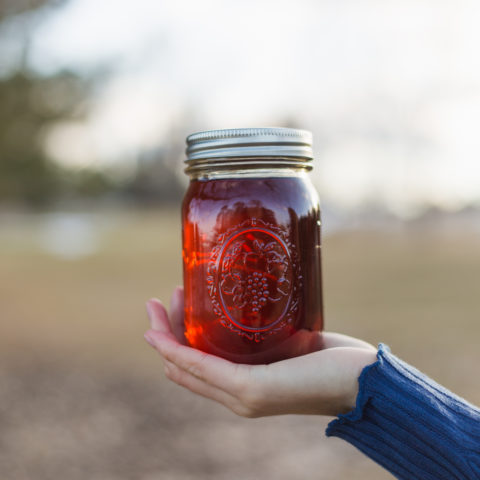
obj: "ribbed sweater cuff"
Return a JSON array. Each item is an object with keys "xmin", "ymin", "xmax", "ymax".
[{"xmin": 326, "ymin": 344, "xmax": 480, "ymax": 480}]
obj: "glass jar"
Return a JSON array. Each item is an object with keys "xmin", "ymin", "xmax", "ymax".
[{"xmin": 182, "ymin": 127, "xmax": 323, "ymax": 364}]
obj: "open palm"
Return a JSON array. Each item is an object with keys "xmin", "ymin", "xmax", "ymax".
[{"xmin": 144, "ymin": 287, "xmax": 377, "ymax": 418}]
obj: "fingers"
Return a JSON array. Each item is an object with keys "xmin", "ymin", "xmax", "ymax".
[
  {"xmin": 145, "ymin": 329, "xmax": 259, "ymax": 417},
  {"xmin": 163, "ymin": 359, "xmax": 243, "ymax": 413},
  {"xmin": 321, "ymin": 332, "xmax": 376, "ymax": 351},
  {"xmin": 145, "ymin": 328, "xmax": 248, "ymax": 397},
  {"xmin": 145, "ymin": 290, "xmax": 186, "ymax": 344},
  {"xmin": 146, "ymin": 299, "xmax": 171, "ymax": 333},
  {"xmin": 170, "ymin": 286, "xmax": 187, "ymax": 345}
]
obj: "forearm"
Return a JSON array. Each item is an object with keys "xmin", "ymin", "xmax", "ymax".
[{"xmin": 326, "ymin": 344, "xmax": 480, "ymax": 480}]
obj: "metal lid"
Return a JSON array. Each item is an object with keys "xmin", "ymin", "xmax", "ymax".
[{"xmin": 185, "ymin": 127, "xmax": 313, "ymax": 161}]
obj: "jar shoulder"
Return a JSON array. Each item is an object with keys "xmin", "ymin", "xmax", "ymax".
[{"xmin": 183, "ymin": 175, "xmax": 319, "ymax": 219}]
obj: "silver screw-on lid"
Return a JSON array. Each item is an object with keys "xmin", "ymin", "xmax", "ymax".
[{"xmin": 186, "ymin": 127, "xmax": 313, "ymax": 161}]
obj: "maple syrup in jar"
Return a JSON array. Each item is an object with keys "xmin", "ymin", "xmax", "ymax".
[{"xmin": 182, "ymin": 128, "xmax": 323, "ymax": 364}]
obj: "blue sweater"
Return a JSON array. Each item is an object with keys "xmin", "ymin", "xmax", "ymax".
[{"xmin": 326, "ymin": 344, "xmax": 480, "ymax": 479}]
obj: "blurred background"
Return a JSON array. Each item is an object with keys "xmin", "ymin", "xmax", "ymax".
[{"xmin": 1, "ymin": 0, "xmax": 479, "ymax": 479}]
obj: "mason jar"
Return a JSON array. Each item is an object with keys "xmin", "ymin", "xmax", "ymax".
[{"xmin": 182, "ymin": 127, "xmax": 323, "ymax": 364}]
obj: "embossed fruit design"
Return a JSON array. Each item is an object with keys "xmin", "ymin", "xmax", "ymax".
[
  {"xmin": 246, "ymin": 271, "xmax": 269, "ymax": 313},
  {"xmin": 220, "ymin": 236, "xmax": 291, "ymax": 317},
  {"xmin": 207, "ymin": 219, "xmax": 300, "ymax": 337}
]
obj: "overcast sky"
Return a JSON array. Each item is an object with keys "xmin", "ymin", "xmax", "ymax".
[{"xmin": 19, "ymin": 0, "xmax": 480, "ymax": 215}]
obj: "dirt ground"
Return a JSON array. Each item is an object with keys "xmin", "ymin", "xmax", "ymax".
[{"xmin": 1, "ymin": 208, "xmax": 479, "ymax": 480}]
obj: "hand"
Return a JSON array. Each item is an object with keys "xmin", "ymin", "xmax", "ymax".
[{"xmin": 144, "ymin": 287, "xmax": 377, "ymax": 418}]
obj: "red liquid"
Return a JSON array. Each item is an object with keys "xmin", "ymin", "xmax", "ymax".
[{"xmin": 182, "ymin": 175, "xmax": 323, "ymax": 364}]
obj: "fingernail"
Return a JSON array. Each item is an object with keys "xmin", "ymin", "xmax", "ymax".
[
  {"xmin": 146, "ymin": 300, "xmax": 165, "ymax": 331},
  {"xmin": 146, "ymin": 301, "xmax": 155, "ymax": 320},
  {"xmin": 144, "ymin": 332, "xmax": 156, "ymax": 348},
  {"xmin": 171, "ymin": 289, "xmax": 178, "ymax": 307},
  {"xmin": 174, "ymin": 285, "xmax": 184, "ymax": 300}
]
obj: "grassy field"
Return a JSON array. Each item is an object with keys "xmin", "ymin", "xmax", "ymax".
[{"xmin": 1, "ymin": 208, "xmax": 479, "ymax": 480}]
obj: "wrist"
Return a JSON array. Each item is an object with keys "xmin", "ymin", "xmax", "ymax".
[{"xmin": 339, "ymin": 348, "xmax": 378, "ymax": 414}]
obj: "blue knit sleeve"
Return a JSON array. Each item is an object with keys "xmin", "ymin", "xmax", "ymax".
[{"xmin": 326, "ymin": 344, "xmax": 480, "ymax": 479}]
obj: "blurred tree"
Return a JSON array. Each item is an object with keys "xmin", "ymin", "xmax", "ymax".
[
  {"xmin": 125, "ymin": 147, "xmax": 185, "ymax": 204},
  {"xmin": 0, "ymin": 0, "xmax": 67, "ymax": 72},
  {"xmin": 0, "ymin": 0, "xmax": 108, "ymax": 206},
  {"xmin": 0, "ymin": 0, "xmax": 63, "ymax": 17},
  {"xmin": 123, "ymin": 120, "xmax": 188, "ymax": 204},
  {"xmin": 0, "ymin": 0, "xmax": 185, "ymax": 207},
  {"xmin": 0, "ymin": 71, "xmax": 92, "ymax": 205}
]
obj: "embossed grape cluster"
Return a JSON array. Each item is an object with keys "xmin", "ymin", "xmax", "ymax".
[{"xmin": 246, "ymin": 271, "xmax": 269, "ymax": 313}]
